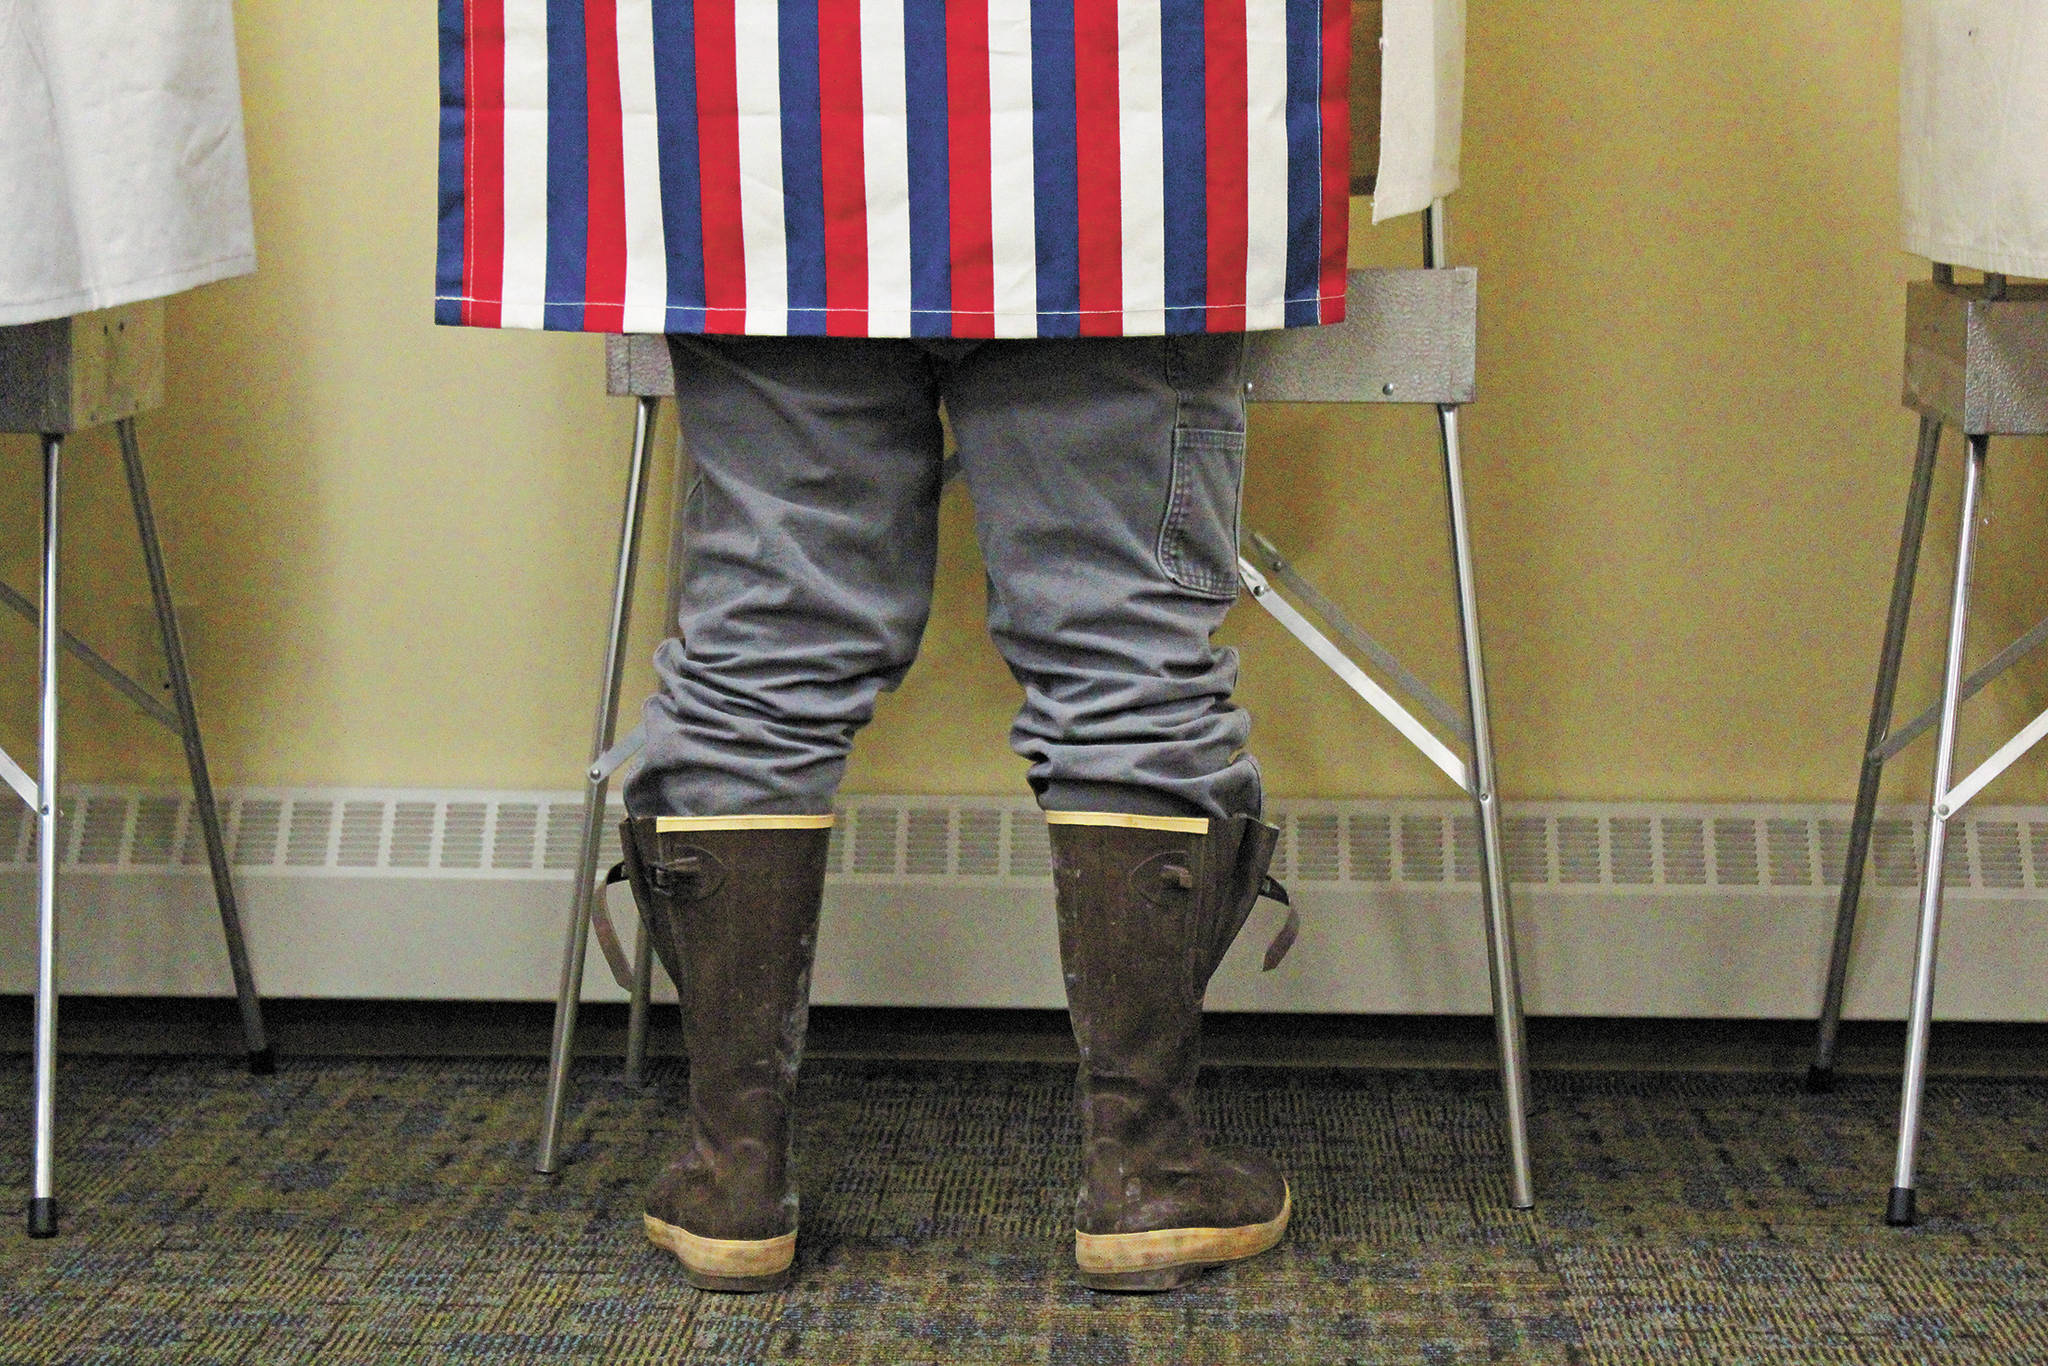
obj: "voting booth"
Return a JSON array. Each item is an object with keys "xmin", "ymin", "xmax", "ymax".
[
  {"xmin": 0, "ymin": 0, "xmax": 269, "ymax": 1238},
  {"xmin": 499, "ymin": 0, "xmax": 1539, "ymax": 1209},
  {"xmin": 1810, "ymin": 0, "xmax": 2048, "ymax": 1227}
]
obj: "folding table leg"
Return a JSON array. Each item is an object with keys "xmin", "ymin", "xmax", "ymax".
[
  {"xmin": 1887, "ymin": 434, "xmax": 1987, "ymax": 1228},
  {"xmin": 30, "ymin": 434, "xmax": 63, "ymax": 1238},
  {"xmin": 1810, "ymin": 416, "xmax": 1942, "ymax": 1092},
  {"xmin": 535, "ymin": 396, "xmax": 660, "ymax": 1175},
  {"xmin": 1438, "ymin": 403, "xmax": 1536, "ymax": 1210},
  {"xmin": 116, "ymin": 419, "xmax": 272, "ymax": 1075}
]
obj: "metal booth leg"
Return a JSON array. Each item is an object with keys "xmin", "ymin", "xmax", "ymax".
[
  {"xmin": 29, "ymin": 435, "xmax": 63, "ymax": 1239},
  {"xmin": 1420, "ymin": 199, "xmax": 1534, "ymax": 1209},
  {"xmin": 614, "ymin": 438, "xmax": 696, "ymax": 1089},
  {"xmin": 1887, "ymin": 434, "xmax": 1988, "ymax": 1228},
  {"xmin": 116, "ymin": 419, "xmax": 272, "ymax": 1075},
  {"xmin": 1436, "ymin": 403, "xmax": 1536, "ymax": 1211},
  {"xmin": 535, "ymin": 395, "xmax": 660, "ymax": 1175},
  {"xmin": 1809, "ymin": 415, "xmax": 1942, "ymax": 1092},
  {"xmin": 622, "ymin": 440, "xmax": 693, "ymax": 1087}
]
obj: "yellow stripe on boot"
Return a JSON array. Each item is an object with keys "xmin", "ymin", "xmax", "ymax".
[
  {"xmin": 653, "ymin": 814, "xmax": 836, "ymax": 832},
  {"xmin": 1044, "ymin": 810, "xmax": 1210, "ymax": 835}
]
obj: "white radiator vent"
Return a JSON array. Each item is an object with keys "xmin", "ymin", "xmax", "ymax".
[{"xmin": 5, "ymin": 789, "xmax": 2048, "ymax": 898}]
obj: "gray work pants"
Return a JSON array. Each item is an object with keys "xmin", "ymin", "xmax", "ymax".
[{"xmin": 625, "ymin": 331, "xmax": 1261, "ymax": 822}]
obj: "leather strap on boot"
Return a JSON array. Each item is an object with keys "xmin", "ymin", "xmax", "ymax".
[
  {"xmin": 618, "ymin": 814, "xmax": 832, "ymax": 1292},
  {"xmin": 1048, "ymin": 811, "xmax": 1293, "ymax": 1291},
  {"xmin": 1196, "ymin": 815, "xmax": 1297, "ymax": 981}
]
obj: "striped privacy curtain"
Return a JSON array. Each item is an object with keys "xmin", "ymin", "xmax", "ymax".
[{"xmin": 437, "ymin": 1, "xmax": 1351, "ymax": 337}]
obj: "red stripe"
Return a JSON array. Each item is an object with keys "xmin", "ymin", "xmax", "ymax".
[
  {"xmin": 1317, "ymin": 0, "xmax": 1350, "ymax": 323},
  {"xmin": 819, "ymin": 0, "xmax": 870, "ymax": 337},
  {"xmin": 695, "ymin": 1, "xmax": 747, "ymax": 333},
  {"xmin": 1072, "ymin": 0, "xmax": 1123, "ymax": 336},
  {"xmin": 946, "ymin": 0, "xmax": 996, "ymax": 338},
  {"xmin": 1203, "ymin": 0, "xmax": 1248, "ymax": 333},
  {"xmin": 582, "ymin": 2, "xmax": 629, "ymax": 332},
  {"xmin": 463, "ymin": 0, "xmax": 506, "ymax": 328}
]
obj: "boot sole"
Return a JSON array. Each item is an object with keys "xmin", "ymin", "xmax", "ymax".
[
  {"xmin": 644, "ymin": 1214, "xmax": 795, "ymax": 1292},
  {"xmin": 1074, "ymin": 1183, "xmax": 1290, "ymax": 1292}
]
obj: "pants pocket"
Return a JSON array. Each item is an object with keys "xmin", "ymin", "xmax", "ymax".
[{"xmin": 1157, "ymin": 426, "xmax": 1247, "ymax": 600}]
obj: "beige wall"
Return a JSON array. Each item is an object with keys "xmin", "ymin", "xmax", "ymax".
[{"xmin": 3, "ymin": 0, "xmax": 2043, "ymax": 807}]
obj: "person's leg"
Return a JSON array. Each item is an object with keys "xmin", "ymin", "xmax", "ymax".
[
  {"xmin": 943, "ymin": 332, "xmax": 1259, "ymax": 820},
  {"xmin": 946, "ymin": 334, "xmax": 1291, "ymax": 1290},
  {"xmin": 622, "ymin": 334, "xmax": 945, "ymax": 1291},
  {"xmin": 627, "ymin": 334, "xmax": 948, "ymax": 819}
]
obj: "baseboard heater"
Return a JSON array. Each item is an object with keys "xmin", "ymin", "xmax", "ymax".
[{"xmin": 3, "ymin": 788, "xmax": 2043, "ymax": 1019}]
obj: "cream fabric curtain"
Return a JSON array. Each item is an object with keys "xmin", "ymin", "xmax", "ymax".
[
  {"xmin": 1372, "ymin": 0, "xmax": 1464, "ymax": 224},
  {"xmin": 1901, "ymin": 0, "xmax": 2048, "ymax": 278},
  {"xmin": 0, "ymin": 0, "xmax": 256, "ymax": 326}
]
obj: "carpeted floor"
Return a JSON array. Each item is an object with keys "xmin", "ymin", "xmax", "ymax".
[{"xmin": 2, "ymin": 1054, "xmax": 2046, "ymax": 1364}]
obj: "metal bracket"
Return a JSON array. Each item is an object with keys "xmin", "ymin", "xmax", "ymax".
[
  {"xmin": 0, "ymin": 744, "xmax": 33, "ymax": 810},
  {"xmin": 0, "ymin": 578, "xmax": 182, "ymax": 732},
  {"xmin": 1242, "ymin": 267, "xmax": 1477, "ymax": 406},
  {"xmin": 1903, "ymin": 280, "xmax": 2048, "ymax": 435},
  {"xmin": 1875, "ymin": 612, "xmax": 2048, "ymax": 763},
  {"xmin": 0, "ymin": 303, "xmax": 165, "ymax": 435},
  {"xmin": 1245, "ymin": 532, "xmax": 1471, "ymax": 745},
  {"xmin": 590, "ymin": 723, "xmax": 647, "ymax": 784},
  {"xmin": 1238, "ymin": 554, "xmax": 1470, "ymax": 792},
  {"xmin": 1937, "ymin": 703, "xmax": 2048, "ymax": 820}
]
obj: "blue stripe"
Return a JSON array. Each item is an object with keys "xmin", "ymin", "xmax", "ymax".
[
  {"xmin": 1160, "ymin": 0, "xmax": 1208, "ymax": 334},
  {"xmin": 651, "ymin": 0, "xmax": 707, "ymax": 332},
  {"xmin": 1028, "ymin": 0, "xmax": 1079, "ymax": 338},
  {"xmin": 902, "ymin": 1, "xmax": 951, "ymax": 337},
  {"xmin": 435, "ymin": 0, "xmax": 467, "ymax": 325},
  {"xmin": 1282, "ymin": 0, "xmax": 1323, "ymax": 328},
  {"xmin": 779, "ymin": 0, "xmax": 829, "ymax": 336},
  {"xmin": 543, "ymin": 0, "xmax": 589, "ymax": 331}
]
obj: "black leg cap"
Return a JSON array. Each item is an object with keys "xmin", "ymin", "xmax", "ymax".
[
  {"xmin": 28, "ymin": 1198, "xmax": 58, "ymax": 1238},
  {"xmin": 1885, "ymin": 1186, "xmax": 1917, "ymax": 1227},
  {"xmin": 1805, "ymin": 1064, "xmax": 1835, "ymax": 1094},
  {"xmin": 248, "ymin": 1047, "xmax": 277, "ymax": 1076}
]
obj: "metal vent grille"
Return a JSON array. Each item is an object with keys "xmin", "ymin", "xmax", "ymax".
[
  {"xmin": 338, "ymin": 801, "xmax": 384, "ymax": 868},
  {"xmin": 6, "ymin": 788, "xmax": 2047, "ymax": 898},
  {"xmin": 1399, "ymin": 814, "xmax": 1443, "ymax": 882},
  {"xmin": 956, "ymin": 809, "xmax": 1003, "ymax": 877},
  {"xmin": 1610, "ymin": 818, "xmax": 1654, "ymax": 885},
  {"xmin": 284, "ymin": 801, "xmax": 333, "ymax": 868},
  {"xmin": 1664, "ymin": 818, "xmax": 1708, "ymax": 885}
]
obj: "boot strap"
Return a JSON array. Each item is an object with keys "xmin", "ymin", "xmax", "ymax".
[
  {"xmin": 590, "ymin": 862, "xmax": 639, "ymax": 991},
  {"xmin": 1258, "ymin": 876, "xmax": 1299, "ymax": 971}
]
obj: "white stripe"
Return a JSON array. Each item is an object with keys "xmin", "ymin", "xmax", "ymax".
[
  {"xmin": 1115, "ymin": 0, "xmax": 1165, "ymax": 334},
  {"xmin": 987, "ymin": 1, "xmax": 1038, "ymax": 337},
  {"xmin": 733, "ymin": 5, "xmax": 788, "ymax": 333},
  {"xmin": 1243, "ymin": 0, "xmax": 1291, "ymax": 330},
  {"xmin": 499, "ymin": 0, "xmax": 551, "ymax": 329},
  {"xmin": 615, "ymin": 0, "xmax": 669, "ymax": 333},
  {"xmin": 859, "ymin": 0, "xmax": 912, "ymax": 337}
]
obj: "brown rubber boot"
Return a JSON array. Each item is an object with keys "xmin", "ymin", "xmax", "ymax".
[
  {"xmin": 1048, "ymin": 811, "xmax": 1297, "ymax": 1292},
  {"xmin": 618, "ymin": 814, "xmax": 833, "ymax": 1292}
]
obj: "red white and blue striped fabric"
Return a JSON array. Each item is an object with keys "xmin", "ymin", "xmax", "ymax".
[{"xmin": 437, "ymin": 1, "xmax": 1349, "ymax": 337}]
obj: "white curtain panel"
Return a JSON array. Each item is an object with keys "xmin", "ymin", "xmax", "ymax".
[
  {"xmin": 1901, "ymin": 0, "xmax": 2048, "ymax": 278},
  {"xmin": 0, "ymin": 0, "xmax": 256, "ymax": 326},
  {"xmin": 1372, "ymin": 0, "xmax": 1464, "ymax": 224}
]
